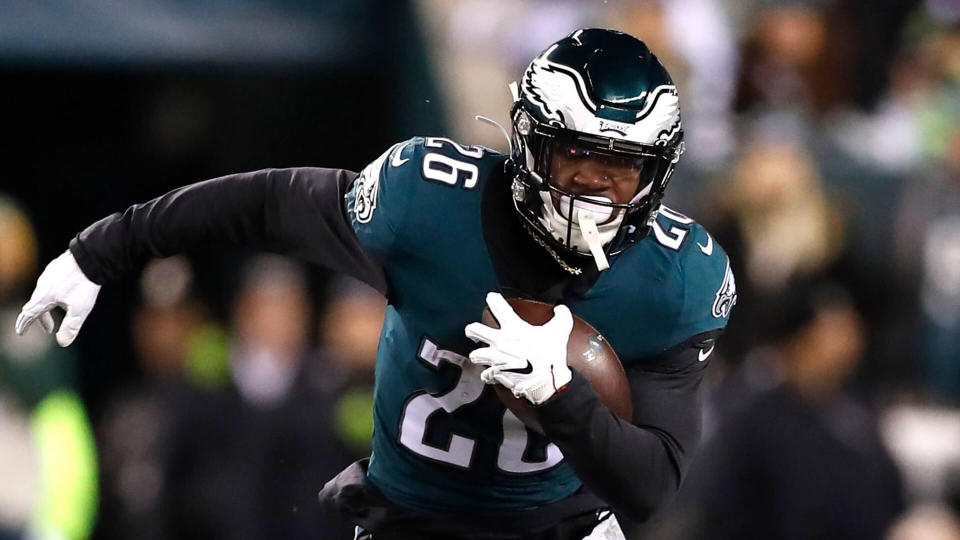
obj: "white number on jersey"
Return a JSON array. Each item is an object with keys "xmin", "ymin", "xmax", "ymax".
[
  {"xmin": 422, "ymin": 154, "xmax": 479, "ymax": 189},
  {"xmin": 650, "ymin": 205, "xmax": 691, "ymax": 251},
  {"xmin": 420, "ymin": 138, "xmax": 484, "ymax": 190},
  {"xmin": 398, "ymin": 340, "xmax": 482, "ymax": 468},
  {"xmin": 398, "ymin": 338, "xmax": 563, "ymax": 473},
  {"xmin": 425, "ymin": 137, "xmax": 484, "ymax": 158}
]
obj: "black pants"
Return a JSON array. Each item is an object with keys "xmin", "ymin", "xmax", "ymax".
[
  {"xmin": 353, "ymin": 510, "xmax": 616, "ymax": 540},
  {"xmin": 320, "ymin": 460, "xmax": 617, "ymax": 540}
]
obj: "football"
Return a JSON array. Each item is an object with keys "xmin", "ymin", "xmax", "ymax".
[{"xmin": 480, "ymin": 297, "xmax": 632, "ymax": 434}]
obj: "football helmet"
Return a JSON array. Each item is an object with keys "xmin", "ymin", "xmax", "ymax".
[{"xmin": 508, "ymin": 29, "xmax": 684, "ymax": 271}]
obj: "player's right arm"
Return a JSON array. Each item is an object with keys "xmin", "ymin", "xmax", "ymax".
[{"xmin": 16, "ymin": 142, "xmax": 408, "ymax": 346}]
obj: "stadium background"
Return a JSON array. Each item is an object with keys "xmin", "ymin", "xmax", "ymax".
[{"xmin": 1, "ymin": 0, "xmax": 959, "ymax": 538}]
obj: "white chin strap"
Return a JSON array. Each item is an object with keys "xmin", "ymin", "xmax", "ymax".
[{"xmin": 577, "ymin": 211, "xmax": 610, "ymax": 271}]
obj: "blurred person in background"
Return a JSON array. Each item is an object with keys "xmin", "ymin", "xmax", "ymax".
[
  {"xmin": 696, "ymin": 282, "xmax": 904, "ymax": 540},
  {"xmin": 228, "ymin": 257, "xmax": 311, "ymax": 409},
  {"xmin": 706, "ymin": 136, "xmax": 843, "ymax": 363},
  {"xmin": 729, "ymin": 0, "xmax": 901, "ymax": 120},
  {"xmin": 317, "ymin": 277, "xmax": 386, "ymax": 457},
  {"xmin": 887, "ymin": 503, "xmax": 960, "ymax": 540},
  {"xmin": 891, "ymin": 18, "xmax": 960, "ymax": 403},
  {"xmin": 153, "ymin": 255, "xmax": 356, "ymax": 540},
  {"xmin": 0, "ymin": 196, "xmax": 97, "ymax": 540},
  {"xmin": 96, "ymin": 256, "xmax": 225, "ymax": 540},
  {"xmin": 734, "ymin": 2, "xmax": 835, "ymax": 116},
  {"xmin": 100, "ymin": 256, "xmax": 364, "ymax": 540},
  {"xmin": 894, "ymin": 111, "xmax": 960, "ymax": 402}
]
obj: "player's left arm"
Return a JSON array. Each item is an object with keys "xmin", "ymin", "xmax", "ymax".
[
  {"xmin": 535, "ymin": 330, "xmax": 720, "ymax": 523},
  {"xmin": 537, "ymin": 225, "xmax": 736, "ymax": 522}
]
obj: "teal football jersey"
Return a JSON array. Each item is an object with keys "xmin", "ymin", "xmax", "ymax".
[{"xmin": 344, "ymin": 137, "xmax": 735, "ymax": 513}]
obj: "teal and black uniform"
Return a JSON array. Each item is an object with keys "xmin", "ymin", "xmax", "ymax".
[{"xmin": 69, "ymin": 136, "xmax": 735, "ymax": 535}]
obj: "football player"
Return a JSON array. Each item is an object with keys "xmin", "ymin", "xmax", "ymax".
[{"xmin": 16, "ymin": 29, "xmax": 736, "ymax": 539}]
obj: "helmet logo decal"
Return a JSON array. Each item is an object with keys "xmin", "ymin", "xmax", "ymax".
[
  {"xmin": 522, "ymin": 44, "xmax": 598, "ymax": 126},
  {"xmin": 522, "ymin": 57, "xmax": 681, "ymax": 146},
  {"xmin": 521, "ymin": 63, "xmax": 568, "ymax": 125},
  {"xmin": 634, "ymin": 85, "xmax": 678, "ymax": 121},
  {"xmin": 657, "ymin": 116, "xmax": 682, "ymax": 146}
]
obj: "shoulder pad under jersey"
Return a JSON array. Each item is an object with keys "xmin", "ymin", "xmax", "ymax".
[
  {"xmin": 651, "ymin": 205, "xmax": 737, "ymax": 342},
  {"xmin": 346, "ymin": 136, "xmax": 506, "ymax": 260}
]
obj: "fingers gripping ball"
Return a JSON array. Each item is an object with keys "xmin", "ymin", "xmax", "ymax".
[{"xmin": 480, "ymin": 297, "xmax": 632, "ymax": 434}]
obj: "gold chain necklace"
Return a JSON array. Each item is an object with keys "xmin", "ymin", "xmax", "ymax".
[{"xmin": 520, "ymin": 219, "xmax": 583, "ymax": 276}]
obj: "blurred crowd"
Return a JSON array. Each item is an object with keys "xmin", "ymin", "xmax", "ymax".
[{"xmin": 2, "ymin": 0, "xmax": 960, "ymax": 539}]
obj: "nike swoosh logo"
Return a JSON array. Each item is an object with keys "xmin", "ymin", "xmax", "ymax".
[
  {"xmin": 697, "ymin": 234, "xmax": 713, "ymax": 256},
  {"xmin": 501, "ymin": 360, "xmax": 533, "ymax": 375},
  {"xmin": 698, "ymin": 345, "xmax": 714, "ymax": 362},
  {"xmin": 391, "ymin": 141, "xmax": 411, "ymax": 167}
]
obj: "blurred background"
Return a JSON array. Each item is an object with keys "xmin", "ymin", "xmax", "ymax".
[{"xmin": 1, "ymin": 0, "xmax": 959, "ymax": 539}]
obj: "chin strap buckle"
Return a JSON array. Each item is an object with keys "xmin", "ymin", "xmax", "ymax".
[{"xmin": 577, "ymin": 212, "xmax": 610, "ymax": 272}]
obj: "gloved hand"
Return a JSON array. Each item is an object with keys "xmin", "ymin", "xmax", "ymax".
[
  {"xmin": 15, "ymin": 250, "xmax": 101, "ymax": 347},
  {"xmin": 465, "ymin": 292, "xmax": 573, "ymax": 405}
]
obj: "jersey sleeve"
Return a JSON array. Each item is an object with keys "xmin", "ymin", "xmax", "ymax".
[
  {"xmin": 672, "ymin": 224, "xmax": 737, "ymax": 341},
  {"xmin": 608, "ymin": 211, "xmax": 737, "ymax": 362},
  {"xmin": 537, "ymin": 329, "xmax": 721, "ymax": 522},
  {"xmin": 344, "ymin": 139, "xmax": 419, "ymax": 261},
  {"xmin": 344, "ymin": 136, "xmax": 496, "ymax": 264}
]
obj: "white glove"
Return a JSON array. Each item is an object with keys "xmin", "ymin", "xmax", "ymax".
[
  {"xmin": 15, "ymin": 250, "xmax": 101, "ymax": 347},
  {"xmin": 464, "ymin": 292, "xmax": 573, "ymax": 405}
]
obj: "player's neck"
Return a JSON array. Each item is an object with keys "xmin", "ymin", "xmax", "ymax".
[{"xmin": 481, "ymin": 172, "xmax": 600, "ymax": 302}]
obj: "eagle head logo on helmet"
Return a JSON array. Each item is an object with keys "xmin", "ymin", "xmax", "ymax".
[{"xmin": 508, "ymin": 28, "xmax": 684, "ymax": 272}]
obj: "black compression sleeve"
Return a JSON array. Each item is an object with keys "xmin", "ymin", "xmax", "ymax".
[
  {"xmin": 536, "ymin": 330, "xmax": 721, "ymax": 523},
  {"xmin": 69, "ymin": 167, "xmax": 387, "ymax": 293}
]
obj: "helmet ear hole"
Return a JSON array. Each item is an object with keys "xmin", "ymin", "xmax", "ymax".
[
  {"xmin": 511, "ymin": 178, "xmax": 528, "ymax": 203},
  {"xmin": 516, "ymin": 111, "xmax": 531, "ymax": 136}
]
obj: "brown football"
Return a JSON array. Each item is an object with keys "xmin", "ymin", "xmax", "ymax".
[{"xmin": 480, "ymin": 297, "xmax": 632, "ymax": 434}]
